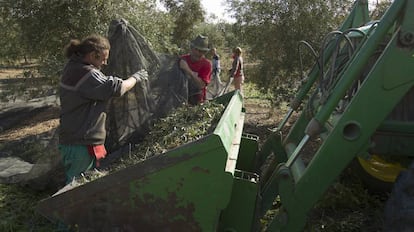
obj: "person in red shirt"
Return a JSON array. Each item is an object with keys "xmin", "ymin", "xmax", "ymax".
[{"xmin": 179, "ymin": 35, "xmax": 212, "ymax": 105}]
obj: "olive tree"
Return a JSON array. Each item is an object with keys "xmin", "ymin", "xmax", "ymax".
[
  {"xmin": 0, "ymin": 0, "xmax": 175, "ymax": 83},
  {"xmin": 227, "ymin": 0, "xmax": 354, "ymax": 101},
  {"xmin": 0, "ymin": 2, "xmax": 27, "ymax": 64},
  {"xmin": 160, "ymin": 0, "xmax": 205, "ymax": 49}
]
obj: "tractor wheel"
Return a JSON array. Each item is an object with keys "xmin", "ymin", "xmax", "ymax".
[
  {"xmin": 351, "ymin": 155, "xmax": 405, "ymax": 193},
  {"xmin": 384, "ymin": 162, "xmax": 414, "ymax": 231}
]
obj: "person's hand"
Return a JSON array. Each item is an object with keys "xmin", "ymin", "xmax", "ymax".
[
  {"xmin": 192, "ymin": 71, "xmax": 198, "ymax": 79},
  {"xmin": 132, "ymin": 69, "xmax": 148, "ymax": 82}
]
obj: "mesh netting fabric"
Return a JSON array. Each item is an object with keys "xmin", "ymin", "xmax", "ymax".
[
  {"xmin": 150, "ymin": 54, "xmax": 189, "ymax": 118},
  {"xmin": 103, "ymin": 19, "xmax": 190, "ymax": 151},
  {"xmin": 105, "ymin": 18, "xmax": 160, "ymax": 76},
  {"xmin": 206, "ymin": 72, "xmax": 225, "ymax": 100}
]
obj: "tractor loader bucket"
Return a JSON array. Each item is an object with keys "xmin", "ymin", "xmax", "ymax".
[
  {"xmin": 255, "ymin": 0, "xmax": 414, "ymax": 231},
  {"xmin": 37, "ymin": 90, "xmax": 261, "ymax": 231}
]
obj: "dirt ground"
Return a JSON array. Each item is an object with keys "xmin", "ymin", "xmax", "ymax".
[
  {"xmin": 0, "ymin": 70, "xmax": 276, "ymax": 144},
  {"xmin": 0, "ymin": 107, "xmax": 59, "ymax": 142},
  {"xmin": 0, "ymin": 68, "xmax": 60, "ymax": 144}
]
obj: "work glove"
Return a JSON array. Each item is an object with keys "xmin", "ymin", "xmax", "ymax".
[{"xmin": 132, "ymin": 69, "xmax": 149, "ymax": 82}]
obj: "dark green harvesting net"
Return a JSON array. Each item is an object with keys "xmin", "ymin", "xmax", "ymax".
[{"xmin": 103, "ymin": 19, "xmax": 191, "ymax": 152}]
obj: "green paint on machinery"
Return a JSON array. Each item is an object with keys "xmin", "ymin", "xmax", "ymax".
[
  {"xmin": 259, "ymin": 0, "xmax": 414, "ymax": 230},
  {"xmin": 37, "ymin": 0, "xmax": 414, "ymax": 231},
  {"xmin": 37, "ymin": 90, "xmax": 261, "ymax": 231}
]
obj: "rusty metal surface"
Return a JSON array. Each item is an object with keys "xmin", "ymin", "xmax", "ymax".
[{"xmin": 38, "ymin": 150, "xmax": 204, "ymax": 231}]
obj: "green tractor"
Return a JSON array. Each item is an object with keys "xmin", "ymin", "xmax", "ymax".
[
  {"xmin": 37, "ymin": 0, "xmax": 414, "ymax": 231},
  {"xmin": 259, "ymin": 0, "xmax": 414, "ymax": 230}
]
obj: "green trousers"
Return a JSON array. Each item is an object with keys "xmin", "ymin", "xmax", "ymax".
[{"xmin": 59, "ymin": 144, "xmax": 95, "ymax": 184}]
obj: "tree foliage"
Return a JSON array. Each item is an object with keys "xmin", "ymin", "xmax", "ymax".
[
  {"xmin": 227, "ymin": 0, "xmax": 354, "ymax": 99},
  {"xmin": 9, "ymin": 0, "xmax": 116, "ymax": 58},
  {"xmin": 370, "ymin": 0, "xmax": 393, "ymax": 20},
  {"xmin": 122, "ymin": 1, "xmax": 176, "ymax": 53},
  {"xmin": 0, "ymin": 6, "xmax": 24, "ymax": 64},
  {"xmin": 13, "ymin": 0, "xmax": 175, "ymax": 56},
  {"xmin": 161, "ymin": 0, "xmax": 205, "ymax": 49},
  {"xmin": 0, "ymin": 0, "xmax": 175, "ymax": 80},
  {"xmin": 1, "ymin": 0, "xmax": 393, "ymax": 102}
]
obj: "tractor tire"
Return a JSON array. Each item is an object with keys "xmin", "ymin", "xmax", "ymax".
[
  {"xmin": 350, "ymin": 155, "xmax": 403, "ymax": 193},
  {"xmin": 383, "ymin": 162, "xmax": 414, "ymax": 231}
]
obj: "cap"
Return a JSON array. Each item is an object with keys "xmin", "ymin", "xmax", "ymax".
[{"xmin": 190, "ymin": 35, "xmax": 209, "ymax": 52}]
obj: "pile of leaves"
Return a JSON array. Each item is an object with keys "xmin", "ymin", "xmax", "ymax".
[
  {"xmin": 109, "ymin": 101, "xmax": 225, "ymax": 171},
  {"xmin": 67, "ymin": 101, "xmax": 226, "ymax": 186}
]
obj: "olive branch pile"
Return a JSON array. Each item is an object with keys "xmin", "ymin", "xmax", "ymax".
[
  {"xmin": 73, "ymin": 101, "xmax": 226, "ymax": 183},
  {"xmin": 110, "ymin": 101, "xmax": 225, "ymax": 171}
]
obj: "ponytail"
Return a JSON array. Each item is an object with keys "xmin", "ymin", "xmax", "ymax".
[
  {"xmin": 63, "ymin": 34, "xmax": 110, "ymax": 58},
  {"xmin": 64, "ymin": 39, "xmax": 81, "ymax": 58}
]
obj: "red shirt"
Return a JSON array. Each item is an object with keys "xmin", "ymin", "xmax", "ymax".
[{"xmin": 181, "ymin": 54, "xmax": 212, "ymax": 102}]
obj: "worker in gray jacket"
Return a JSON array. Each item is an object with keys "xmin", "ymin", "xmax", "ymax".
[{"xmin": 59, "ymin": 34, "xmax": 147, "ymax": 183}]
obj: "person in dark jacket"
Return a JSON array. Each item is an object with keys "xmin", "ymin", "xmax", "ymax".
[
  {"xmin": 59, "ymin": 34, "xmax": 147, "ymax": 183},
  {"xmin": 211, "ymin": 47, "xmax": 221, "ymax": 81}
]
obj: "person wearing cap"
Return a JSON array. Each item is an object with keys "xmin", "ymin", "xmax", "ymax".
[{"xmin": 179, "ymin": 35, "xmax": 212, "ymax": 105}]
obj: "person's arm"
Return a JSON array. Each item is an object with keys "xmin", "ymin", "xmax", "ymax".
[
  {"xmin": 119, "ymin": 77, "xmax": 138, "ymax": 95},
  {"xmin": 120, "ymin": 69, "xmax": 148, "ymax": 95},
  {"xmin": 179, "ymin": 59, "xmax": 205, "ymax": 89}
]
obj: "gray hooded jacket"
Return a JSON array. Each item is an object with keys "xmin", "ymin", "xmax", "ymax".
[{"xmin": 59, "ymin": 55, "xmax": 123, "ymax": 145}]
